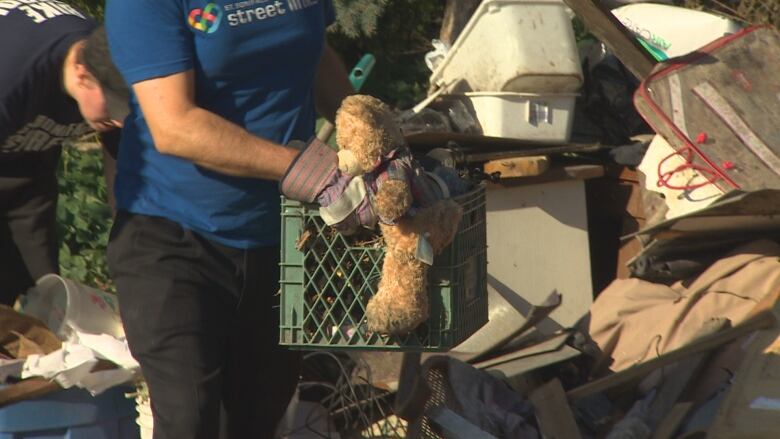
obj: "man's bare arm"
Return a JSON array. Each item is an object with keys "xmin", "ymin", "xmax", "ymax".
[{"xmin": 132, "ymin": 70, "xmax": 299, "ymax": 179}]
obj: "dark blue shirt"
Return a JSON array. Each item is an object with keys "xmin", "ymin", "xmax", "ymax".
[
  {"xmin": 0, "ymin": 2, "xmax": 95, "ymax": 156},
  {"xmin": 106, "ymin": 0, "xmax": 334, "ymax": 247}
]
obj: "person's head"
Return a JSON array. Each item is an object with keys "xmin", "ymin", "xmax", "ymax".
[{"xmin": 65, "ymin": 25, "xmax": 129, "ymax": 132}]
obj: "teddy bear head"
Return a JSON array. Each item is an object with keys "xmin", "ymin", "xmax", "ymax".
[{"xmin": 335, "ymin": 94, "xmax": 405, "ymax": 176}]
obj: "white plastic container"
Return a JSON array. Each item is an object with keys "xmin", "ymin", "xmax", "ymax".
[
  {"xmin": 612, "ymin": 3, "xmax": 742, "ymax": 60},
  {"xmin": 430, "ymin": 0, "xmax": 583, "ymax": 94},
  {"xmin": 22, "ymin": 274, "xmax": 124, "ymax": 340},
  {"xmin": 448, "ymin": 92, "xmax": 577, "ymax": 143}
]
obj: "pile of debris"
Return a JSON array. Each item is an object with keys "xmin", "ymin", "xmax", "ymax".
[
  {"xmin": 2, "ymin": 2, "xmax": 778, "ymax": 439},
  {"xmin": 277, "ymin": 2, "xmax": 780, "ymax": 438}
]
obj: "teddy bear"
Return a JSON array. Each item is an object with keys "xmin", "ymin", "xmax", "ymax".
[{"xmin": 333, "ymin": 94, "xmax": 464, "ymax": 336}]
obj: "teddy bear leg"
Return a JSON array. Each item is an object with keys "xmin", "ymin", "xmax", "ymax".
[
  {"xmin": 365, "ymin": 249, "xmax": 429, "ymax": 335},
  {"xmin": 413, "ymin": 200, "xmax": 463, "ymax": 253}
]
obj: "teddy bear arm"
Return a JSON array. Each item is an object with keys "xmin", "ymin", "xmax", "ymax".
[
  {"xmin": 379, "ymin": 221, "xmax": 420, "ymax": 256},
  {"xmin": 375, "ymin": 179, "xmax": 412, "ymax": 223},
  {"xmin": 414, "ymin": 200, "xmax": 463, "ymax": 254}
]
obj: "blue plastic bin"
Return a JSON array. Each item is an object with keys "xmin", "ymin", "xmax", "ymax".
[{"xmin": 0, "ymin": 385, "xmax": 139, "ymax": 438}]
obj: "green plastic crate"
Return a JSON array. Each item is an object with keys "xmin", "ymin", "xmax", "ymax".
[{"xmin": 279, "ymin": 184, "xmax": 488, "ymax": 351}]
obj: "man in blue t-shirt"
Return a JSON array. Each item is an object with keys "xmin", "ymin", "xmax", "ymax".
[
  {"xmin": 104, "ymin": 0, "xmax": 353, "ymax": 436},
  {"xmin": 0, "ymin": 6, "xmax": 127, "ymax": 307}
]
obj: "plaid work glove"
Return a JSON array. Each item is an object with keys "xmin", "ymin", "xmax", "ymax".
[
  {"xmin": 280, "ymin": 137, "xmax": 339, "ymax": 203},
  {"xmin": 280, "ymin": 138, "xmax": 377, "ymax": 234}
]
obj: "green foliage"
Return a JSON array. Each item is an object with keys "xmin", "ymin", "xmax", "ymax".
[
  {"xmin": 332, "ymin": 0, "xmax": 389, "ymax": 37},
  {"xmin": 57, "ymin": 143, "xmax": 113, "ymax": 291},
  {"xmin": 65, "ymin": 0, "xmax": 104, "ymax": 19},
  {"xmin": 572, "ymin": 16, "xmax": 596, "ymax": 44},
  {"xmin": 675, "ymin": 0, "xmax": 778, "ymax": 27},
  {"xmin": 328, "ymin": 0, "xmax": 443, "ymax": 109}
]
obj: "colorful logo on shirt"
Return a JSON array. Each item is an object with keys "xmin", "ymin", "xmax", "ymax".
[{"xmin": 189, "ymin": 3, "xmax": 223, "ymax": 33}]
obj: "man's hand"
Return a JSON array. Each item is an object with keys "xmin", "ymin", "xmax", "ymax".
[
  {"xmin": 280, "ymin": 138, "xmax": 339, "ymax": 203},
  {"xmin": 280, "ymin": 138, "xmax": 378, "ymax": 233}
]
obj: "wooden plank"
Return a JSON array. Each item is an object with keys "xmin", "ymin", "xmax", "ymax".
[
  {"xmin": 475, "ymin": 291, "xmax": 562, "ymax": 363},
  {"xmin": 484, "ymin": 155, "xmax": 550, "ymax": 178},
  {"xmin": 475, "ymin": 327, "xmax": 569, "ymax": 370},
  {"xmin": 562, "ymin": 0, "xmax": 656, "ymax": 80},
  {"xmin": 641, "ymin": 319, "xmax": 728, "ymax": 429},
  {"xmin": 488, "ymin": 164, "xmax": 605, "ymax": 187},
  {"xmin": 404, "ymin": 129, "xmax": 604, "ymax": 153},
  {"xmin": 651, "ymin": 402, "xmax": 694, "ymax": 439},
  {"xmin": 0, "ymin": 378, "xmax": 61, "ymax": 408},
  {"xmin": 604, "ymin": 321, "xmax": 723, "ymax": 437},
  {"xmin": 707, "ymin": 329, "xmax": 780, "ymax": 438},
  {"xmin": 482, "ymin": 344, "xmax": 581, "ymax": 382},
  {"xmin": 530, "ymin": 379, "xmax": 583, "ymax": 439},
  {"xmin": 567, "ymin": 289, "xmax": 780, "ymax": 400},
  {"xmin": 463, "ymin": 144, "xmax": 602, "ymax": 163}
]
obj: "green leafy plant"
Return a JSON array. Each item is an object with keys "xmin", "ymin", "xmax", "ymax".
[
  {"xmin": 332, "ymin": 0, "xmax": 390, "ymax": 37},
  {"xmin": 328, "ymin": 0, "xmax": 444, "ymax": 109},
  {"xmin": 66, "ymin": 0, "xmax": 104, "ymax": 19},
  {"xmin": 57, "ymin": 141, "xmax": 113, "ymax": 291},
  {"xmin": 676, "ymin": 0, "xmax": 778, "ymax": 27}
]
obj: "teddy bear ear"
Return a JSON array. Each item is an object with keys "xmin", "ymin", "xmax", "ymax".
[
  {"xmin": 357, "ymin": 98, "xmax": 405, "ymax": 149},
  {"xmin": 339, "ymin": 95, "xmax": 405, "ymax": 145}
]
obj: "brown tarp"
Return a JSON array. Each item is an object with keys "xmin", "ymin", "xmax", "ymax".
[
  {"xmin": 585, "ymin": 239, "xmax": 780, "ymax": 371},
  {"xmin": 0, "ymin": 305, "xmax": 60, "ymax": 359}
]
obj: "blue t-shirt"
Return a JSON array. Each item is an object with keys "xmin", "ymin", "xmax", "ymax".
[{"xmin": 105, "ymin": 0, "xmax": 334, "ymax": 248}]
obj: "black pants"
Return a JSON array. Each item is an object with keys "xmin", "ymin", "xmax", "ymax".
[
  {"xmin": 0, "ymin": 140, "xmax": 119, "ymax": 306},
  {"xmin": 107, "ymin": 211, "xmax": 301, "ymax": 439},
  {"xmin": 0, "ymin": 149, "xmax": 60, "ymax": 306},
  {"xmin": 99, "ymin": 129, "xmax": 120, "ymax": 214}
]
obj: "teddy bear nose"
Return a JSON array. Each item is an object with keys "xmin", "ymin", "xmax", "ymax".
[{"xmin": 337, "ymin": 149, "xmax": 361, "ymax": 175}]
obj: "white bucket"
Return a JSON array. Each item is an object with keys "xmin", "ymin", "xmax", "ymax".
[
  {"xmin": 430, "ymin": 0, "xmax": 583, "ymax": 94},
  {"xmin": 444, "ymin": 92, "xmax": 577, "ymax": 143},
  {"xmin": 22, "ymin": 274, "xmax": 124, "ymax": 340}
]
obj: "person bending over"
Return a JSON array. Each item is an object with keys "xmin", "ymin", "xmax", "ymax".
[{"xmin": 0, "ymin": 6, "xmax": 128, "ymax": 306}]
